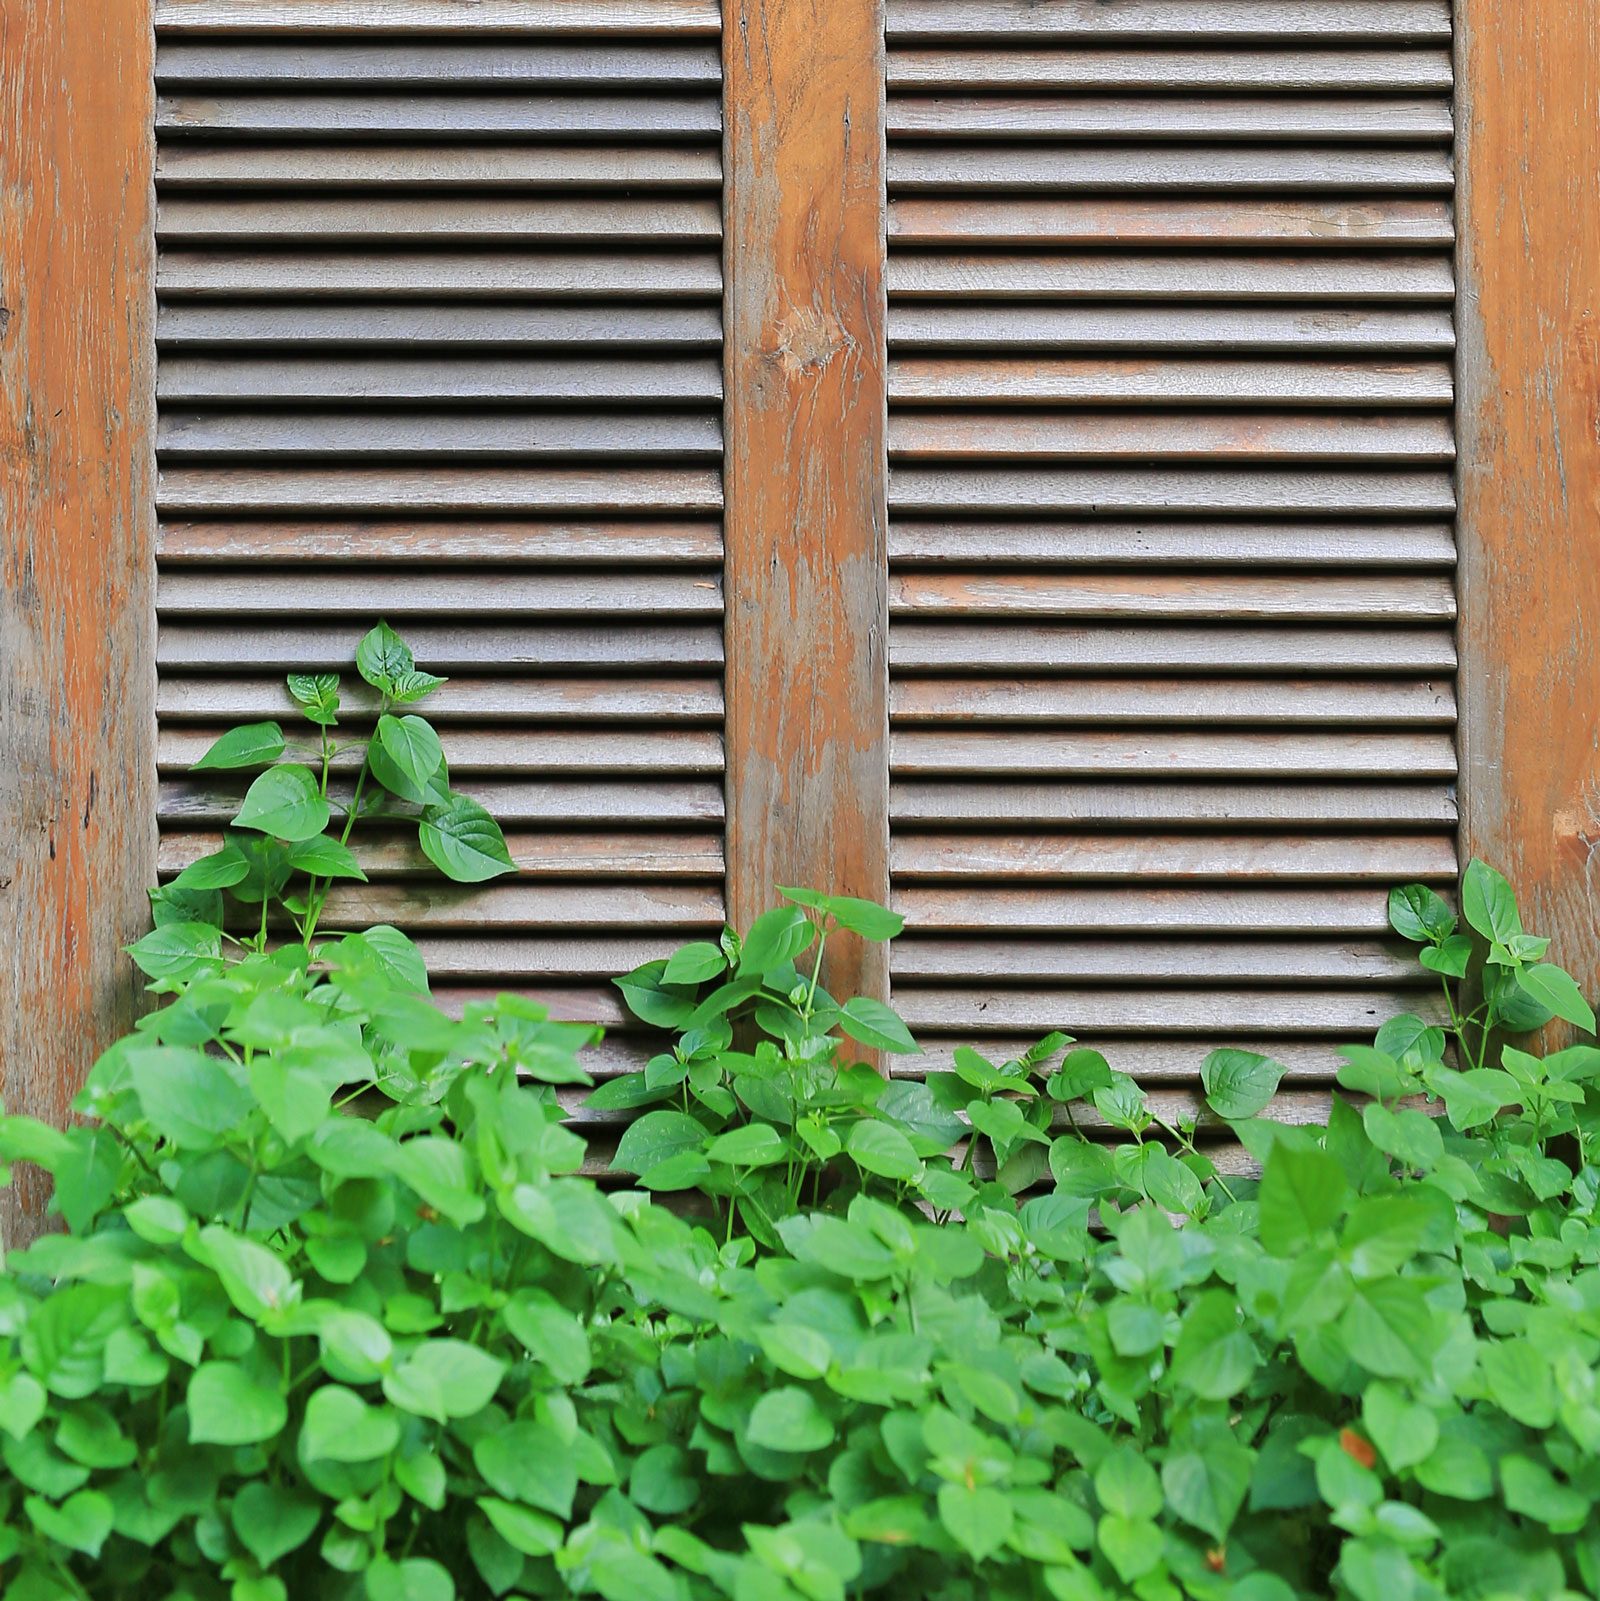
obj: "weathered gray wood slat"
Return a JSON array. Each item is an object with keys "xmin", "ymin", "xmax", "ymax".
[
  {"xmin": 155, "ymin": 0, "xmax": 722, "ymax": 33},
  {"xmin": 891, "ymin": 730, "xmax": 1457, "ymax": 778},
  {"xmin": 889, "ymin": 96, "xmax": 1451, "ymax": 141},
  {"xmin": 158, "ymin": 675, "xmax": 724, "ymax": 722},
  {"xmin": 891, "ymin": 623, "xmax": 1456, "ymax": 673},
  {"xmin": 891, "ymin": 780, "xmax": 1456, "ymax": 827},
  {"xmin": 156, "ymin": 519, "xmax": 724, "ymax": 565},
  {"xmin": 890, "ymin": 305, "xmax": 1454, "ymax": 353},
  {"xmin": 888, "ymin": 467, "xmax": 1455, "ymax": 515},
  {"xmin": 890, "ymin": 572, "xmax": 1455, "ymax": 620},
  {"xmin": 158, "ymin": 570, "xmax": 724, "ymax": 617},
  {"xmin": 158, "ymin": 250, "xmax": 723, "ymax": 299},
  {"xmin": 158, "ymin": 196, "xmax": 722, "ymax": 242},
  {"xmin": 892, "ymin": 833, "xmax": 1455, "ymax": 880},
  {"xmin": 307, "ymin": 883, "xmax": 724, "ymax": 931},
  {"xmin": 889, "ymin": 252, "xmax": 1454, "ymax": 301},
  {"xmin": 890, "ymin": 677, "xmax": 1456, "ymax": 725},
  {"xmin": 885, "ymin": 2, "xmax": 1451, "ymax": 42},
  {"xmin": 889, "ymin": 413, "xmax": 1452, "ymax": 463},
  {"xmin": 157, "ymin": 621, "xmax": 724, "ymax": 670},
  {"xmin": 157, "ymin": 144, "xmax": 721, "ymax": 189},
  {"xmin": 158, "ymin": 411, "xmax": 723, "ymax": 461},
  {"xmin": 887, "ymin": 48, "xmax": 1453, "ymax": 92},
  {"xmin": 907, "ymin": 1038, "xmax": 1344, "ymax": 1086},
  {"xmin": 890, "ymin": 197, "xmax": 1453, "ymax": 247},
  {"xmin": 156, "ymin": 41, "xmax": 723, "ymax": 86},
  {"xmin": 160, "ymin": 355, "xmax": 722, "ymax": 403},
  {"xmin": 890, "ymin": 357, "xmax": 1451, "ymax": 407},
  {"xmin": 412, "ymin": 935, "xmax": 716, "ymax": 981},
  {"xmin": 158, "ymin": 305, "xmax": 723, "ymax": 348},
  {"xmin": 887, "ymin": 520, "xmax": 1457, "ymax": 568},
  {"xmin": 156, "ymin": 467, "xmax": 725, "ymax": 515}
]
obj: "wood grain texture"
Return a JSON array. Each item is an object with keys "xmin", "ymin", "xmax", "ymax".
[
  {"xmin": 1457, "ymin": 1, "xmax": 1600, "ymax": 1007},
  {"xmin": 723, "ymin": 0, "xmax": 890, "ymax": 1000},
  {"xmin": 155, "ymin": 0, "xmax": 722, "ymax": 32},
  {"xmin": 0, "ymin": 0, "xmax": 156, "ymax": 1245},
  {"xmin": 885, "ymin": 2, "xmax": 1450, "ymax": 41}
]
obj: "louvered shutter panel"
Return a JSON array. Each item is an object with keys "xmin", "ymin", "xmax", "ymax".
[
  {"xmin": 152, "ymin": 0, "xmax": 725, "ymax": 1086},
  {"xmin": 883, "ymin": 0, "xmax": 1458, "ymax": 1119}
]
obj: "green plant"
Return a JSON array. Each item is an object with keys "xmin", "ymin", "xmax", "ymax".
[{"xmin": 5, "ymin": 656, "xmax": 1600, "ymax": 1601}]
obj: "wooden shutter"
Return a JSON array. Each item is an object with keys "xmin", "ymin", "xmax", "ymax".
[
  {"xmin": 881, "ymin": 0, "xmax": 1459, "ymax": 1112},
  {"xmin": 151, "ymin": 0, "xmax": 725, "ymax": 1080}
]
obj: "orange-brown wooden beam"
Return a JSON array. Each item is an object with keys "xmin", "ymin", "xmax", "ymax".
[
  {"xmin": 722, "ymin": 0, "xmax": 891, "ymax": 997},
  {"xmin": 1456, "ymin": 4, "xmax": 1600, "ymax": 1004},
  {"xmin": 0, "ymin": 0, "xmax": 157, "ymax": 1243}
]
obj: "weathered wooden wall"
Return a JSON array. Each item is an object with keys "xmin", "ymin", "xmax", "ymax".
[
  {"xmin": 1457, "ymin": 2, "xmax": 1600, "ymax": 1000},
  {"xmin": 0, "ymin": 0, "xmax": 157, "ymax": 1244},
  {"xmin": 723, "ymin": 0, "xmax": 891, "ymax": 1000}
]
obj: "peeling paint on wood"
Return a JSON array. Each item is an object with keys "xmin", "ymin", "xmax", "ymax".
[{"xmin": 0, "ymin": 0, "xmax": 157, "ymax": 1245}]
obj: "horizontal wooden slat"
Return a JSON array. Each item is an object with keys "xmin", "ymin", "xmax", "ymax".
[
  {"xmin": 890, "ymin": 197, "xmax": 1453, "ymax": 247},
  {"xmin": 158, "ymin": 570, "xmax": 723, "ymax": 616},
  {"xmin": 159, "ymin": 412, "xmax": 722, "ymax": 461},
  {"xmin": 155, "ymin": 0, "xmax": 722, "ymax": 33},
  {"xmin": 413, "ymin": 935, "xmax": 706, "ymax": 982},
  {"xmin": 157, "ymin": 305, "xmax": 723, "ymax": 349},
  {"xmin": 892, "ymin": 833, "xmax": 1454, "ymax": 881},
  {"xmin": 156, "ymin": 520, "xmax": 724, "ymax": 565},
  {"xmin": 891, "ymin": 357, "xmax": 1451, "ymax": 408},
  {"xmin": 889, "ymin": 251, "xmax": 1454, "ymax": 301},
  {"xmin": 158, "ymin": 92, "xmax": 719, "ymax": 137},
  {"xmin": 885, "ymin": 2, "xmax": 1452, "ymax": 42},
  {"xmin": 156, "ymin": 41, "xmax": 723, "ymax": 86},
  {"xmin": 890, "ymin": 304, "xmax": 1453, "ymax": 353},
  {"xmin": 888, "ymin": 520, "xmax": 1457, "ymax": 568},
  {"xmin": 157, "ymin": 467, "xmax": 724, "ymax": 515},
  {"xmin": 889, "ymin": 467, "xmax": 1455, "ymax": 515},
  {"xmin": 891, "ymin": 678, "xmax": 1455, "ymax": 726},
  {"xmin": 892, "ymin": 938, "xmax": 1422, "ymax": 985},
  {"xmin": 887, "ymin": 48, "xmax": 1453, "ymax": 92},
  {"xmin": 158, "ymin": 196, "xmax": 721, "ymax": 243},
  {"xmin": 891, "ymin": 780, "xmax": 1456, "ymax": 827},
  {"xmin": 157, "ymin": 621, "xmax": 722, "ymax": 670},
  {"xmin": 160, "ymin": 355, "xmax": 721, "ymax": 403},
  {"xmin": 909, "ymin": 1037, "xmax": 1347, "ymax": 1085},
  {"xmin": 892, "ymin": 730, "xmax": 1456, "ymax": 777},
  {"xmin": 889, "ymin": 412, "xmax": 1451, "ymax": 463},
  {"xmin": 158, "ymin": 251, "xmax": 722, "ymax": 299},
  {"xmin": 308, "ymin": 883, "xmax": 722, "ymax": 931},
  {"xmin": 890, "ymin": 572, "xmax": 1454, "ymax": 621},
  {"xmin": 157, "ymin": 676, "xmax": 723, "ymax": 723},
  {"xmin": 157, "ymin": 144, "xmax": 721, "ymax": 189}
]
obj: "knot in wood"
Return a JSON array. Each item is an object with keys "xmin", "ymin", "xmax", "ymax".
[{"xmin": 769, "ymin": 306, "xmax": 850, "ymax": 378}]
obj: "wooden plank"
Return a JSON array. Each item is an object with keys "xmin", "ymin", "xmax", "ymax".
[
  {"xmin": 158, "ymin": 250, "xmax": 722, "ymax": 299},
  {"xmin": 887, "ymin": 48, "xmax": 1453, "ymax": 92},
  {"xmin": 891, "ymin": 730, "xmax": 1458, "ymax": 778},
  {"xmin": 724, "ymin": 0, "xmax": 890, "ymax": 1003},
  {"xmin": 157, "ymin": 466, "xmax": 725, "ymax": 515},
  {"xmin": 909, "ymin": 1037, "xmax": 1345, "ymax": 1083},
  {"xmin": 891, "ymin": 834, "xmax": 1456, "ymax": 882},
  {"xmin": 0, "ymin": 0, "xmax": 155, "ymax": 1245},
  {"xmin": 156, "ymin": 41, "xmax": 723, "ymax": 86},
  {"xmin": 157, "ymin": 144, "xmax": 721, "ymax": 189},
  {"xmin": 155, "ymin": 0, "xmax": 723, "ymax": 32},
  {"xmin": 413, "ymin": 935, "xmax": 713, "ymax": 981},
  {"xmin": 157, "ymin": 519, "xmax": 724, "ymax": 565},
  {"xmin": 890, "ymin": 678, "xmax": 1456, "ymax": 726},
  {"xmin": 890, "ymin": 197, "xmax": 1453, "ymax": 247},
  {"xmin": 888, "ymin": 520, "xmax": 1457, "ymax": 569},
  {"xmin": 1457, "ymin": 0, "xmax": 1600, "ymax": 1008},
  {"xmin": 885, "ymin": 2, "xmax": 1452, "ymax": 42},
  {"xmin": 889, "ymin": 413, "xmax": 1452, "ymax": 464},
  {"xmin": 890, "ymin": 305, "xmax": 1454, "ymax": 353},
  {"xmin": 889, "ymin": 466, "xmax": 1455, "ymax": 516},
  {"xmin": 890, "ymin": 573, "xmax": 1455, "ymax": 621},
  {"xmin": 892, "ymin": 780, "xmax": 1457, "ymax": 828},
  {"xmin": 308, "ymin": 883, "xmax": 723, "ymax": 931},
  {"xmin": 158, "ymin": 304, "xmax": 723, "ymax": 348},
  {"xmin": 888, "ymin": 251, "xmax": 1455, "ymax": 301}
]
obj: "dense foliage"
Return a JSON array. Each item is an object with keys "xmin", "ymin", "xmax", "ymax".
[{"xmin": 4, "ymin": 630, "xmax": 1600, "ymax": 1601}]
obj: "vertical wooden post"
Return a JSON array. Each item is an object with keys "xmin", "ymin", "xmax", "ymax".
[
  {"xmin": 1456, "ymin": 5, "xmax": 1600, "ymax": 1003},
  {"xmin": 0, "ymin": 0, "xmax": 157, "ymax": 1243},
  {"xmin": 722, "ymin": 0, "xmax": 890, "ymax": 998}
]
